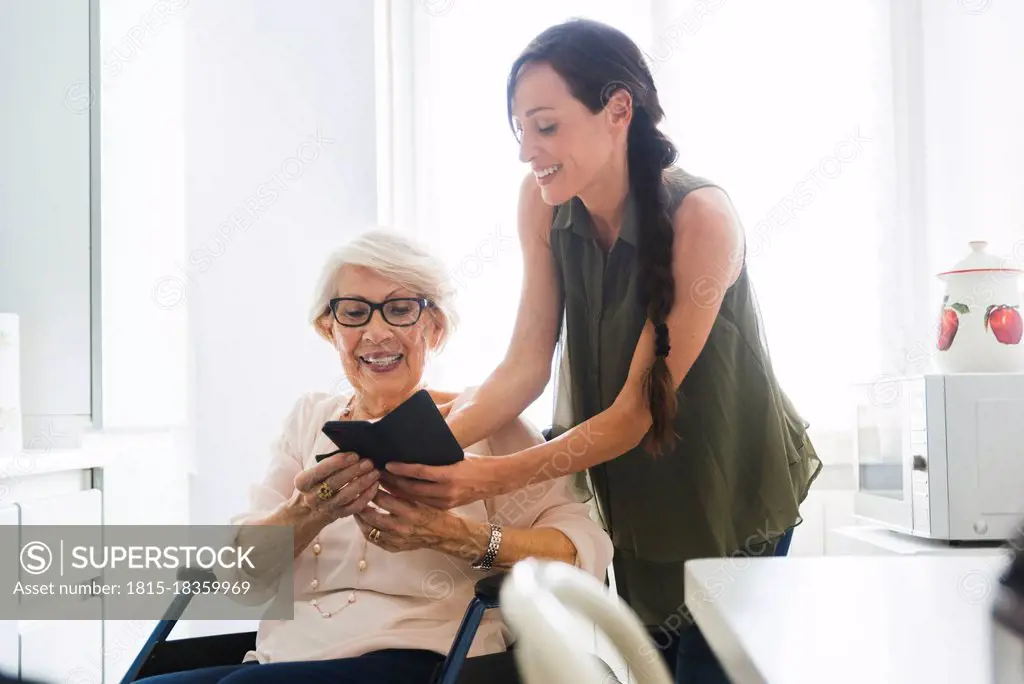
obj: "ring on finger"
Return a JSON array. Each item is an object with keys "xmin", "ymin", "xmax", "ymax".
[
  {"xmin": 316, "ymin": 482, "xmax": 335, "ymax": 501},
  {"xmin": 369, "ymin": 527, "xmax": 381, "ymax": 543}
]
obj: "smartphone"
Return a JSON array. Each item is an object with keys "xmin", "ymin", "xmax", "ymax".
[{"xmin": 318, "ymin": 389, "xmax": 464, "ymax": 469}]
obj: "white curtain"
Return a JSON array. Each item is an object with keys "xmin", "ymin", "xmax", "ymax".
[
  {"xmin": 649, "ymin": 0, "xmax": 898, "ymax": 460},
  {"xmin": 389, "ymin": 0, "xmax": 1023, "ymax": 460}
]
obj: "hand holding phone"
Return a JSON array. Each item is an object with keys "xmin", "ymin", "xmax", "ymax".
[
  {"xmin": 318, "ymin": 389, "xmax": 464, "ymax": 470},
  {"xmin": 295, "ymin": 451, "xmax": 380, "ymax": 521}
]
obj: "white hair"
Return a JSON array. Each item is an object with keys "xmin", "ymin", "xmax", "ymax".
[{"xmin": 308, "ymin": 229, "xmax": 459, "ymax": 351}]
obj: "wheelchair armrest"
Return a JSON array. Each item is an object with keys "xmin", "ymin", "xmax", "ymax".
[
  {"xmin": 474, "ymin": 572, "xmax": 507, "ymax": 603},
  {"xmin": 176, "ymin": 567, "xmax": 219, "ymax": 583}
]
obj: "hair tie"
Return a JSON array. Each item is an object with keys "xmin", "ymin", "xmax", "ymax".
[{"xmin": 654, "ymin": 323, "xmax": 670, "ymax": 358}]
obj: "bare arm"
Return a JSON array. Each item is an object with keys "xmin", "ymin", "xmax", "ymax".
[
  {"xmin": 238, "ymin": 493, "xmax": 331, "ymax": 563},
  {"xmin": 234, "ymin": 451, "xmax": 380, "ymax": 581},
  {"xmin": 439, "ymin": 517, "xmax": 577, "ymax": 569},
  {"xmin": 444, "ymin": 174, "xmax": 564, "ymax": 448},
  {"xmin": 444, "ymin": 413, "xmax": 578, "ymax": 569},
  {"xmin": 357, "ymin": 407, "xmax": 609, "ymax": 570},
  {"xmin": 388, "ymin": 187, "xmax": 745, "ymax": 508},
  {"xmin": 355, "ymin": 488, "xmax": 578, "ymax": 567},
  {"xmin": 494, "ymin": 187, "xmax": 744, "ymax": 487}
]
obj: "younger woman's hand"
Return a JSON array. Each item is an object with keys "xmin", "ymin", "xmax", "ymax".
[
  {"xmin": 380, "ymin": 454, "xmax": 510, "ymax": 510},
  {"xmin": 292, "ymin": 452, "xmax": 380, "ymax": 523},
  {"xmin": 354, "ymin": 490, "xmax": 460, "ymax": 553}
]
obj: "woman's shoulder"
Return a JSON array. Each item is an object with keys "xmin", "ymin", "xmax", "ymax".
[
  {"xmin": 662, "ymin": 165, "xmax": 718, "ymax": 191},
  {"xmin": 426, "ymin": 387, "xmax": 462, "ymax": 406},
  {"xmin": 664, "ymin": 168, "xmax": 739, "ymax": 243},
  {"xmin": 662, "ymin": 166, "xmax": 724, "ymax": 213},
  {"xmin": 449, "ymin": 386, "xmax": 544, "ymax": 456}
]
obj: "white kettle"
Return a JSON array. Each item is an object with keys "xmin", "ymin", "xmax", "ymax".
[{"xmin": 936, "ymin": 241, "xmax": 1024, "ymax": 373}]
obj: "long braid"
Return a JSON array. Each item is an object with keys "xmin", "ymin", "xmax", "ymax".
[
  {"xmin": 505, "ymin": 18, "xmax": 684, "ymax": 453},
  {"xmin": 628, "ymin": 106, "xmax": 679, "ymax": 454}
]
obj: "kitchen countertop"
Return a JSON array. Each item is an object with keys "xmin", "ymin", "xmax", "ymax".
[
  {"xmin": 831, "ymin": 524, "xmax": 1009, "ymax": 557},
  {"xmin": 684, "ymin": 555, "xmax": 1011, "ymax": 684},
  {"xmin": 0, "ymin": 448, "xmax": 112, "ymax": 480}
]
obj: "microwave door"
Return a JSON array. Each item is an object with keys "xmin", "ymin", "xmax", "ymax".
[{"xmin": 854, "ymin": 383, "xmax": 915, "ymax": 533}]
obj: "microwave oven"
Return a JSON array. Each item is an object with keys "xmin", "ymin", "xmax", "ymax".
[{"xmin": 854, "ymin": 373, "xmax": 1024, "ymax": 542}]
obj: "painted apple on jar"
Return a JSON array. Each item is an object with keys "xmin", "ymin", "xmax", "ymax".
[{"xmin": 935, "ymin": 241, "xmax": 1024, "ymax": 373}]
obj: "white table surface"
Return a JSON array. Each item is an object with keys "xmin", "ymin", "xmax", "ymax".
[{"xmin": 685, "ymin": 555, "xmax": 1012, "ymax": 684}]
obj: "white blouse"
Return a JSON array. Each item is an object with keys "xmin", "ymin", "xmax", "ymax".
[{"xmin": 229, "ymin": 390, "xmax": 614, "ymax": 664}]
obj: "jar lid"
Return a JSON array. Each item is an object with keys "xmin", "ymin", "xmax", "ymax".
[{"xmin": 937, "ymin": 240, "xmax": 1022, "ymax": 277}]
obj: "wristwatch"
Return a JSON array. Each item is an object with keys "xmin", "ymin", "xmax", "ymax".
[{"xmin": 471, "ymin": 522, "xmax": 503, "ymax": 571}]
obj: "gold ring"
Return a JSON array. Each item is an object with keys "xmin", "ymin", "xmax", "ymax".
[
  {"xmin": 317, "ymin": 482, "xmax": 335, "ymax": 501},
  {"xmin": 369, "ymin": 528, "xmax": 381, "ymax": 543}
]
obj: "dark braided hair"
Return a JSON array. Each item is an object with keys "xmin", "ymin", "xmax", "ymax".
[{"xmin": 507, "ymin": 18, "xmax": 680, "ymax": 454}]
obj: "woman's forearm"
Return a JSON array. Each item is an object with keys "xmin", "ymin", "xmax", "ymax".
[
  {"xmin": 216, "ymin": 496, "xmax": 329, "ymax": 605},
  {"xmin": 492, "ymin": 395, "xmax": 652, "ymax": 494},
  {"xmin": 238, "ymin": 492, "xmax": 330, "ymax": 568},
  {"xmin": 440, "ymin": 517, "xmax": 577, "ymax": 569},
  {"xmin": 446, "ymin": 360, "xmax": 549, "ymax": 448}
]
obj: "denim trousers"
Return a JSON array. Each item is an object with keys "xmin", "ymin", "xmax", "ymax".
[{"xmin": 650, "ymin": 527, "xmax": 795, "ymax": 684}]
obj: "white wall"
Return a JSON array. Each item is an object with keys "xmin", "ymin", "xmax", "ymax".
[
  {"xmin": 99, "ymin": 0, "xmax": 189, "ymax": 431},
  {"xmin": 182, "ymin": 0, "xmax": 378, "ymax": 527},
  {"xmin": 95, "ymin": 1, "xmax": 192, "ymax": 679},
  {"xmin": 96, "ymin": 0, "xmax": 191, "ymax": 521}
]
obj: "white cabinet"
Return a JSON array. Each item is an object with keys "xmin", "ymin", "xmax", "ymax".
[
  {"xmin": 17, "ymin": 488, "xmax": 102, "ymax": 527},
  {"xmin": 0, "ymin": 459, "xmax": 107, "ymax": 683},
  {"xmin": 0, "ymin": 505, "xmax": 18, "ymax": 679},
  {"xmin": 17, "ymin": 488, "xmax": 104, "ymax": 683},
  {"xmin": 0, "ymin": 620, "xmax": 16, "ymax": 680},
  {"xmin": 20, "ymin": 617, "xmax": 104, "ymax": 684}
]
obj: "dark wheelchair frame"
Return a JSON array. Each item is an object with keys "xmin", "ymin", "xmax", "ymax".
[{"xmin": 120, "ymin": 567, "xmax": 621, "ymax": 684}]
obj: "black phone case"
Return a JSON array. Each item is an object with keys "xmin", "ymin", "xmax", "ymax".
[{"xmin": 318, "ymin": 389, "xmax": 464, "ymax": 469}]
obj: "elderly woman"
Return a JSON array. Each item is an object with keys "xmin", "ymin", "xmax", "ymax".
[{"xmin": 141, "ymin": 230, "xmax": 613, "ymax": 684}]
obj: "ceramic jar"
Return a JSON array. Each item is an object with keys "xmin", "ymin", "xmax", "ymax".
[{"xmin": 936, "ymin": 241, "xmax": 1024, "ymax": 373}]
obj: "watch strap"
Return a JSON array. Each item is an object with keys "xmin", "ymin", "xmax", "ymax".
[{"xmin": 471, "ymin": 522, "xmax": 503, "ymax": 571}]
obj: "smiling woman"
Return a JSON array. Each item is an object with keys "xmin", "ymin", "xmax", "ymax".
[
  {"xmin": 380, "ymin": 17, "xmax": 822, "ymax": 684},
  {"xmin": 139, "ymin": 230, "xmax": 613, "ymax": 684},
  {"xmin": 306, "ymin": 230, "xmax": 460, "ymax": 416}
]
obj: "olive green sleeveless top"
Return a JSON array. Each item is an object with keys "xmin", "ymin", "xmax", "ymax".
[{"xmin": 549, "ymin": 168, "xmax": 822, "ymax": 624}]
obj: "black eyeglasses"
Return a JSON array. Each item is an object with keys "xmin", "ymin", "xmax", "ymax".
[{"xmin": 328, "ymin": 297, "xmax": 434, "ymax": 328}]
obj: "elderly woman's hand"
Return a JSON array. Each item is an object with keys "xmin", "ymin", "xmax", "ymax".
[
  {"xmin": 293, "ymin": 451, "xmax": 380, "ymax": 524},
  {"xmin": 353, "ymin": 490, "xmax": 461, "ymax": 553}
]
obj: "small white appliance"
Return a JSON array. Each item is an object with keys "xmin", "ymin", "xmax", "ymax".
[{"xmin": 854, "ymin": 373, "xmax": 1024, "ymax": 542}]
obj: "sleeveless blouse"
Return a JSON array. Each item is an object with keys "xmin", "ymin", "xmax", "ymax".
[{"xmin": 548, "ymin": 167, "xmax": 822, "ymax": 625}]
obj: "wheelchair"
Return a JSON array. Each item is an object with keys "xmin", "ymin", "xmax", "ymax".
[
  {"xmin": 121, "ymin": 566, "xmax": 625, "ymax": 684},
  {"xmin": 122, "ymin": 425, "xmax": 642, "ymax": 683}
]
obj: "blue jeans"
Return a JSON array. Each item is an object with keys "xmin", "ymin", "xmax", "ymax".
[
  {"xmin": 652, "ymin": 527, "xmax": 795, "ymax": 684},
  {"xmin": 134, "ymin": 648, "xmax": 445, "ymax": 684}
]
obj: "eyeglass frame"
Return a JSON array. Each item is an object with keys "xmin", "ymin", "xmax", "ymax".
[{"xmin": 327, "ymin": 296, "xmax": 435, "ymax": 328}]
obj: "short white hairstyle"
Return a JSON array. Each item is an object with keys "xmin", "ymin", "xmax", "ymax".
[{"xmin": 308, "ymin": 229, "xmax": 459, "ymax": 350}]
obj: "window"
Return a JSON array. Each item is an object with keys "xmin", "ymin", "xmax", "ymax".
[
  {"xmin": 650, "ymin": 0, "xmax": 899, "ymax": 460},
  {"xmin": 388, "ymin": 1, "xmax": 648, "ymax": 427}
]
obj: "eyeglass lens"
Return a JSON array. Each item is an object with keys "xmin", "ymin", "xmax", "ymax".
[{"xmin": 334, "ymin": 299, "xmax": 423, "ymax": 326}]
